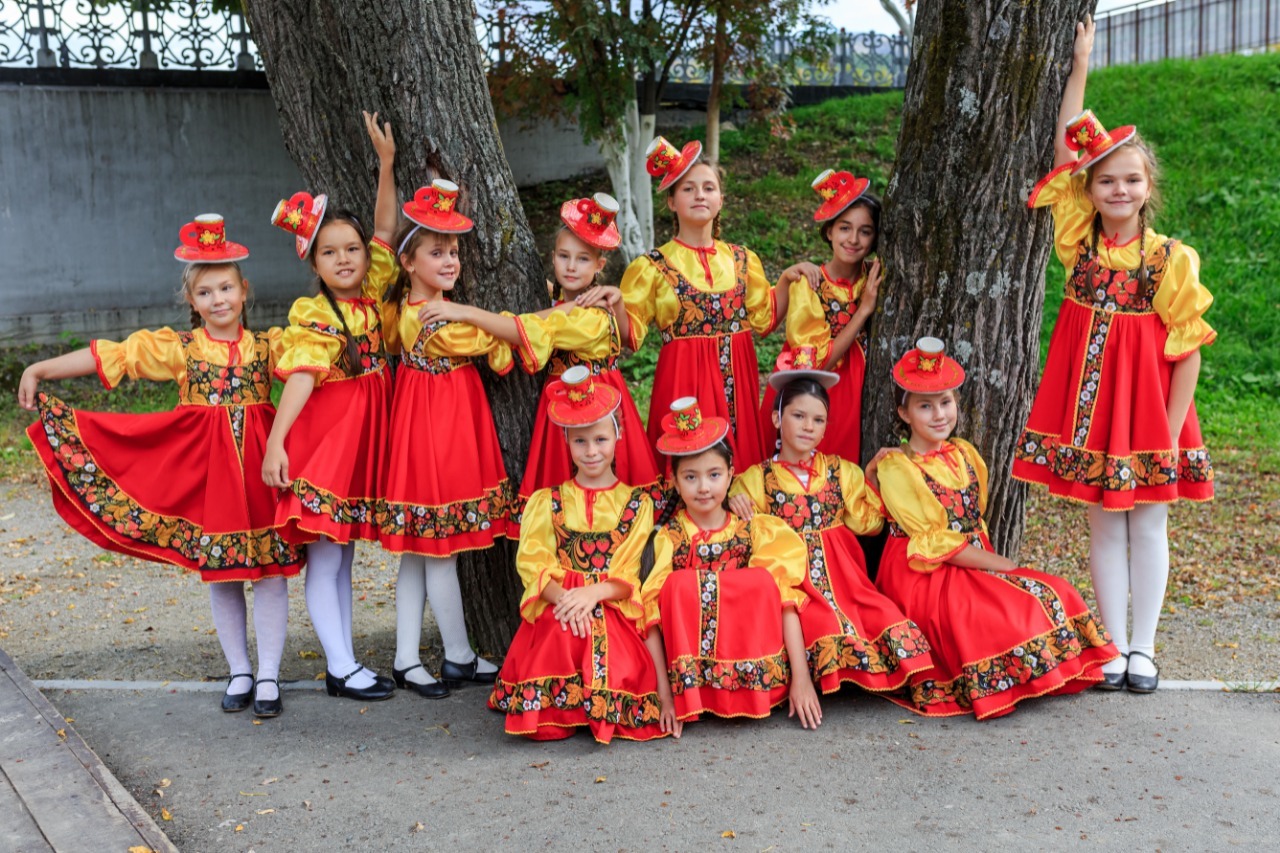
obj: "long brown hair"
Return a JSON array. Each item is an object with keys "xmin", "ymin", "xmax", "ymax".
[{"xmin": 309, "ymin": 209, "xmax": 367, "ymax": 375}]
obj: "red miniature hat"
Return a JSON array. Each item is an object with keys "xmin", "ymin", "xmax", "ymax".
[
  {"xmin": 270, "ymin": 191, "xmax": 328, "ymax": 259},
  {"xmin": 656, "ymin": 397, "xmax": 729, "ymax": 456},
  {"xmin": 767, "ymin": 346, "xmax": 840, "ymax": 391},
  {"xmin": 546, "ymin": 365, "xmax": 621, "ymax": 428},
  {"xmin": 892, "ymin": 337, "xmax": 966, "ymax": 393},
  {"xmin": 646, "ymin": 136, "xmax": 703, "ymax": 192},
  {"xmin": 174, "ymin": 214, "xmax": 249, "ymax": 263},
  {"xmin": 402, "ymin": 179, "xmax": 474, "ymax": 234},
  {"xmin": 559, "ymin": 193, "xmax": 622, "ymax": 251},
  {"xmin": 811, "ymin": 169, "xmax": 871, "ymax": 223},
  {"xmin": 1065, "ymin": 110, "xmax": 1137, "ymax": 175}
]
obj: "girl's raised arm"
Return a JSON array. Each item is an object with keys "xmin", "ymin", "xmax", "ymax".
[
  {"xmin": 17, "ymin": 348, "xmax": 98, "ymax": 410},
  {"xmin": 1054, "ymin": 16, "xmax": 1096, "ymax": 169},
  {"xmin": 364, "ymin": 110, "xmax": 399, "ymax": 244}
]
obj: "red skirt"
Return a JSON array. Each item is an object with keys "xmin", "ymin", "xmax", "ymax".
[
  {"xmin": 28, "ymin": 394, "xmax": 301, "ymax": 582},
  {"xmin": 379, "ymin": 363, "xmax": 511, "ymax": 556},
  {"xmin": 875, "ymin": 533, "xmax": 1117, "ymax": 720},
  {"xmin": 647, "ymin": 332, "xmax": 766, "ymax": 469},
  {"xmin": 656, "ymin": 566, "xmax": 790, "ymax": 720},
  {"xmin": 513, "ymin": 368, "xmax": 659, "ymax": 533},
  {"xmin": 1012, "ymin": 301, "xmax": 1213, "ymax": 509},
  {"xmin": 760, "ymin": 342, "xmax": 866, "ymax": 463},
  {"xmin": 798, "ymin": 526, "xmax": 934, "ymax": 694},
  {"xmin": 275, "ymin": 367, "xmax": 391, "ymax": 545},
  {"xmin": 488, "ymin": 575, "xmax": 666, "ymax": 743}
]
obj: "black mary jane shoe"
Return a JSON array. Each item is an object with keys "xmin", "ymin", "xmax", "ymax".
[
  {"xmin": 440, "ymin": 657, "xmax": 497, "ymax": 688},
  {"xmin": 252, "ymin": 678, "xmax": 284, "ymax": 718},
  {"xmin": 221, "ymin": 673, "xmax": 254, "ymax": 713},
  {"xmin": 1126, "ymin": 651, "xmax": 1160, "ymax": 694},
  {"xmin": 1097, "ymin": 653, "xmax": 1128, "ymax": 692},
  {"xmin": 325, "ymin": 667, "xmax": 395, "ymax": 701},
  {"xmin": 392, "ymin": 664, "xmax": 450, "ymax": 699}
]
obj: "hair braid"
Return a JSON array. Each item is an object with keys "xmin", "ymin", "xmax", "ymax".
[
  {"xmin": 638, "ymin": 491, "xmax": 682, "ymax": 584},
  {"xmin": 318, "ymin": 282, "xmax": 361, "ymax": 376},
  {"xmin": 1136, "ymin": 205, "xmax": 1150, "ymax": 292}
]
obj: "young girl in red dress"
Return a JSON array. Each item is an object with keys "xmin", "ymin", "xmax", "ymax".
[
  {"xmin": 874, "ymin": 338, "xmax": 1118, "ymax": 720},
  {"xmin": 621, "ymin": 137, "xmax": 813, "ymax": 470},
  {"xmin": 377, "ymin": 179, "xmax": 512, "ymax": 698},
  {"xmin": 488, "ymin": 367, "xmax": 666, "ymax": 743},
  {"xmin": 262, "ymin": 111, "xmax": 398, "ymax": 702},
  {"xmin": 730, "ymin": 351, "xmax": 933, "ymax": 698},
  {"xmin": 760, "ymin": 170, "xmax": 882, "ymax": 463},
  {"xmin": 1012, "ymin": 18, "xmax": 1214, "ymax": 693},
  {"xmin": 20, "ymin": 216, "xmax": 300, "ymax": 718},
  {"xmin": 639, "ymin": 398, "xmax": 821, "ymax": 735}
]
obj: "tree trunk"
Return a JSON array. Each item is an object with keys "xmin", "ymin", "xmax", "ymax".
[
  {"xmin": 866, "ymin": 0, "xmax": 1093, "ymax": 560},
  {"xmin": 632, "ymin": 107, "xmax": 657, "ymax": 248},
  {"xmin": 244, "ymin": 0, "xmax": 545, "ymax": 651},
  {"xmin": 704, "ymin": 9, "xmax": 728, "ymax": 162},
  {"xmin": 601, "ymin": 104, "xmax": 649, "ymax": 261}
]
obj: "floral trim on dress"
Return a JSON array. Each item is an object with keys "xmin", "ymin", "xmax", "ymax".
[
  {"xmin": 911, "ymin": 452, "xmax": 986, "ymax": 551},
  {"xmin": 298, "ymin": 321, "xmax": 389, "ymax": 380},
  {"xmin": 177, "ymin": 330, "xmax": 276, "ymax": 407},
  {"xmin": 378, "ymin": 481, "xmax": 512, "ymax": 541},
  {"xmin": 402, "ymin": 318, "xmax": 470, "ymax": 375},
  {"xmin": 668, "ymin": 649, "xmax": 791, "ymax": 694},
  {"xmin": 488, "ymin": 674, "xmax": 662, "ymax": 729},
  {"xmin": 818, "ymin": 271, "xmax": 868, "ymax": 364},
  {"xmin": 290, "ymin": 478, "xmax": 380, "ymax": 528},
  {"xmin": 1014, "ymin": 430, "xmax": 1213, "ymax": 493},
  {"xmin": 808, "ymin": 622, "xmax": 930, "ymax": 683}
]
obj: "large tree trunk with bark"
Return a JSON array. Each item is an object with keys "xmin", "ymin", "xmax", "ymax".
[
  {"xmin": 867, "ymin": 0, "xmax": 1094, "ymax": 559},
  {"xmin": 245, "ymin": 0, "xmax": 545, "ymax": 650}
]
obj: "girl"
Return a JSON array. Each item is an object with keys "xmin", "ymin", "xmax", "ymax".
[
  {"xmin": 640, "ymin": 398, "xmax": 821, "ymax": 732},
  {"xmin": 729, "ymin": 354, "xmax": 934, "ymax": 697},
  {"xmin": 262, "ymin": 111, "xmax": 398, "ymax": 702},
  {"xmin": 621, "ymin": 136, "xmax": 811, "ymax": 470},
  {"xmin": 875, "ymin": 338, "xmax": 1117, "ymax": 720},
  {"xmin": 378, "ymin": 179, "xmax": 511, "ymax": 698},
  {"xmin": 19, "ymin": 216, "xmax": 300, "ymax": 718},
  {"xmin": 488, "ymin": 367, "xmax": 666, "ymax": 742},
  {"xmin": 1012, "ymin": 17, "xmax": 1214, "ymax": 693},
  {"xmin": 760, "ymin": 169, "xmax": 882, "ymax": 463}
]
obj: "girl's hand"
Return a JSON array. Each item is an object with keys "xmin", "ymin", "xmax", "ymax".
[
  {"xmin": 17, "ymin": 365, "xmax": 42, "ymax": 411},
  {"xmin": 553, "ymin": 586, "xmax": 599, "ymax": 635},
  {"xmin": 417, "ymin": 301, "xmax": 469, "ymax": 325},
  {"xmin": 855, "ymin": 258, "xmax": 882, "ymax": 318},
  {"xmin": 575, "ymin": 285, "xmax": 622, "ymax": 310},
  {"xmin": 989, "ymin": 553, "xmax": 1019, "ymax": 572},
  {"xmin": 727, "ymin": 493, "xmax": 756, "ymax": 522},
  {"xmin": 863, "ymin": 445, "xmax": 899, "ymax": 491},
  {"xmin": 1073, "ymin": 15, "xmax": 1096, "ymax": 66},
  {"xmin": 363, "ymin": 110, "xmax": 395, "ymax": 164},
  {"xmin": 788, "ymin": 678, "xmax": 823, "ymax": 730},
  {"xmin": 658, "ymin": 694, "xmax": 683, "ymax": 739},
  {"xmin": 784, "ymin": 261, "xmax": 823, "ymax": 291},
  {"xmin": 261, "ymin": 442, "xmax": 291, "ymax": 489}
]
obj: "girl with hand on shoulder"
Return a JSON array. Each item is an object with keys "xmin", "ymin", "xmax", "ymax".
[{"xmin": 20, "ymin": 216, "xmax": 300, "ymax": 718}]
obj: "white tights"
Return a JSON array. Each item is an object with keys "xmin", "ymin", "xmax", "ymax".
[
  {"xmin": 208, "ymin": 577, "xmax": 289, "ymax": 701},
  {"xmin": 306, "ymin": 539, "xmax": 377, "ymax": 689},
  {"xmin": 394, "ymin": 554, "xmax": 497, "ymax": 686},
  {"xmin": 1088, "ymin": 503, "xmax": 1169, "ymax": 678}
]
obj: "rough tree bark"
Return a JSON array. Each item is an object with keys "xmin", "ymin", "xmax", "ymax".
[
  {"xmin": 244, "ymin": 0, "xmax": 545, "ymax": 650},
  {"xmin": 866, "ymin": 0, "xmax": 1095, "ymax": 559}
]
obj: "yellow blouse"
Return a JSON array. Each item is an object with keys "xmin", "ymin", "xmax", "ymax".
[
  {"xmin": 276, "ymin": 238, "xmax": 396, "ymax": 383},
  {"xmin": 93, "ymin": 326, "xmax": 283, "ymax": 392},
  {"xmin": 620, "ymin": 239, "xmax": 777, "ymax": 351},
  {"xmin": 394, "ymin": 299, "xmax": 514, "ymax": 375},
  {"xmin": 786, "ymin": 267, "xmax": 866, "ymax": 369},
  {"xmin": 511, "ymin": 304, "xmax": 619, "ymax": 374},
  {"xmin": 516, "ymin": 480, "xmax": 655, "ymax": 626},
  {"xmin": 640, "ymin": 511, "xmax": 808, "ymax": 629},
  {"xmin": 1031, "ymin": 164, "xmax": 1215, "ymax": 359},
  {"xmin": 730, "ymin": 452, "xmax": 883, "ymax": 536},
  {"xmin": 878, "ymin": 438, "xmax": 989, "ymax": 572}
]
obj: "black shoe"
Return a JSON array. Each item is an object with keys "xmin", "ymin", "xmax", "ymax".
[
  {"xmin": 221, "ymin": 673, "xmax": 254, "ymax": 712},
  {"xmin": 1097, "ymin": 653, "xmax": 1128, "ymax": 691},
  {"xmin": 440, "ymin": 657, "xmax": 497, "ymax": 688},
  {"xmin": 392, "ymin": 664, "xmax": 450, "ymax": 699},
  {"xmin": 1126, "ymin": 651, "xmax": 1159, "ymax": 694},
  {"xmin": 252, "ymin": 678, "xmax": 284, "ymax": 718},
  {"xmin": 325, "ymin": 667, "xmax": 395, "ymax": 701}
]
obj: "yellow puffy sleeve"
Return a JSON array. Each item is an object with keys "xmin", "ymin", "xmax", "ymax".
[
  {"xmin": 786, "ymin": 277, "xmax": 834, "ymax": 366},
  {"xmin": 516, "ymin": 489, "xmax": 563, "ymax": 622},
  {"xmin": 749, "ymin": 515, "xmax": 809, "ymax": 611},
  {"xmin": 1153, "ymin": 243, "xmax": 1216, "ymax": 360},
  {"xmin": 276, "ymin": 296, "xmax": 344, "ymax": 384},
  {"xmin": 512, "ymin": 306, "xmax": 618, "ymax": 374},
  {"xmin": 727, "ymin": 463, "xmax": 770, "ymax": 513},
  {"xmin": 364, "ymin": 237, "xmax": 398, "ymax": 301},
  {"xmin": 879, "ymin": 441, "xmax": 988, "ymax": 572},
  {"xmin": 424, "ymin": 321, "xmax": 515, "ymax": 375},
  {"xmin": 620, "ymin": 254, "xmax": 660, "ymax": 351},
  {"xmin": 91, "ymin": 328, "xmax": 186, "ymax": 390},
  {"xmin": 837, "ymin": 458, "xmax": 884, "ymax": 536},
  {"xmin": 742, "ymin": 247, "xmax": 779, "ymax": 336},
  {"xmin": 265, "ymin": 326, "xmax": 286, "ymax": 374},
  {"xmin": 1027, "ymin": 163, "xmax": 1095, "ymax": 270},
  {"xmin": 640, "ymin": 529, "xmax": 675, "ymax": 632},
  {"xmin": 599, "ymin": 496, "xmax": 656, "ymax": 629}
]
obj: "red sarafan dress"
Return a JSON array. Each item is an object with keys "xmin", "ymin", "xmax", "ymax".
[
  {"xmin": 760, "ymin": 266, "xmax": 869, "ymax": 461},
  {"xmin": 28, "ymin": 327, "xmax": 302, "ymax": 582},
  {"xmin": 641, "ymin": 510, "xmax": 808, "ymax": 721},
  {"xmin": 876, "ymin": 439, "xmax": 1118, "ymax": 720},
  {"xmin": 1012, "ymin": 164, "xmax": 1215, "ymax": 509},
  {"xmin": 621, "ymin": 240, "xmax": 778, "ymax": 469},
  {"xmin": 731, "ymin": 454, "xmax": 933, "ymax": 695},
  {"xmin": 378, "ymin": 301, "xmax": 514, "ymax": 555},
  {"xmin": 509, "ymin": 304, "xmax": 660, "ymax": 530},
  {"xmin": 273, "ymin": 239, "xmax": 395, "ymax": 544},
  {"xmin": 489, "ymin": 481, "xmax": 666, "ymax": 743}
]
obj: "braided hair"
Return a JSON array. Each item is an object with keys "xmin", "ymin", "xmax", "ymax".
[{"xmin": 310, "ymin": 209, "xmax": 368, "ymax": 376}]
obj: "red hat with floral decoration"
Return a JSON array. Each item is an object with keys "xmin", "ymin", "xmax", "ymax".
[
  {"xmin": 811, "ymin": 168, "xmax": 871, "ymax": 222},
  {"xmin": 270, "ymin": 191, "xmax": 328, "ymax": 259},
  {"xmin": 546, "ymin": 365, "xmax": 621, "ymax": 428},
  {"xmin": 1065, "ymin": 109, "xmax": 1138, "ymax": 175},
  {"xmin": 767, "ymin": 346, "xmax": 840, "ymax": 391},
  {"xmin": 656, "ymin": 397, "xmax": 730, "ymax": 456},
  {"xmin": 646, "ymin": 136, "xmax": 703, "ymax": 192},
  {"xmin": 559, "ymin": 192, "xmax": 622, "ymax": 251},
  {"xmin": 174, "ymin": 214, "xmax": 249, "ymax": 263},
  {"xmin": 892, "ymin": 337, "xmax": 965, "ymax": 393},
  {"xmin": 402, "ymin": 179, "xmax": 474, "ymax": 234}
]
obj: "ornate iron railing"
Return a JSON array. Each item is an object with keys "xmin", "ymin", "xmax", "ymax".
[
  {"xmin": 664, "ymin": 30, "xmax": 910, "ymax": 88},
  {"xmin": 1092, "ymin": 0, "xmax": 1278, "ymax": 68}
]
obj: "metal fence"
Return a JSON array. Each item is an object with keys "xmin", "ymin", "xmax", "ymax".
[
  {"xmin": 1092, "ymin": 0, "xmax": 1279, "ymax": 67},
  {"xmin": 664, "ymin": 30, "xmax": 910, "ymax": 88}
]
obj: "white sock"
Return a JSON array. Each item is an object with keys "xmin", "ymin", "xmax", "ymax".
[
  {"xmin": 1127, "ymin": 503, "xmax": 1169, "ymax": 678},
  {"xmin": 251, "ymin": 577, "xmax": 288, "ymax": 702},
  {"xmin": 1088, "ymin": 504, "xmax": 1131, "ymax": 676},
  {"xmin": 425, "ymin": 555, "xmax": 495, "ymax": 674},
  {"xmin": 395, "ymin": 555, "xmax": 437, "ymax": 686},
  {"xmin": 209, "ymin": 582, "xmax": 253, "ymax": 694},
  {"xmin": 305, "ymin": 540, "xmax": 374, "ymax": 688}
]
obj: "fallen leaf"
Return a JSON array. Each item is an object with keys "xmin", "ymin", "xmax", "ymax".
[
  {"xmin": 722, "ymin": 830, "xmax": 736, "ymax": 838},
  {"xmin": 157, "ymin": 779, "xmax": 171, "ymax": 789},
  {"xmin": 128, "ymin": 847, "xmax": 154, "ymax": 853},
  {"xmin": 256, "ymin": 809, "xmax": 275, "ymax": 815},
  {"xmin": 303, "ymin": 800, "xmax": 313, "ymax": 811},
  {"xmin": 594, "ymin": 776, "xmax": 607, "ymax": 783},
  {"xmin": 252, "ymin": 719, "xmax": 263, "ymax": 725},
  {"xmin": 240, "ymin": 791, "xmax": 266, "ymax": 796},
  {"xmin": 235, "ymin": 824, "xmax": 243, "ymax": 832},
  {"xmin": 529, "ymin": 761, "xmax": 550, "ymax": 769},
  {"xmin": 261, "ymin": 777, "xmax": 279, "ymax": 786},
  {"xmin": 411, "ymin": 821, "xmax": 425, "ymax": 833},
  {"xmin": 298, "ymin": 650, "xmax": 320, "ymax": 660},
  {"xmin": 63, "ymin": 718, "xmax": 74, "ymax": 723},
  {"xmin": 55, "ymin": 728, "xmax": 66, "ymax": 739},
  {"xmin": 897, "ymin": 719, "xmax": 915, "ymax": 725},
  {"xmin": 160, "ymin": 808, "xmax": 172, "ymax": 821},
  {"xmin": 359, "ymin": 707, "xmax": 368, "ymax": 714}
]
